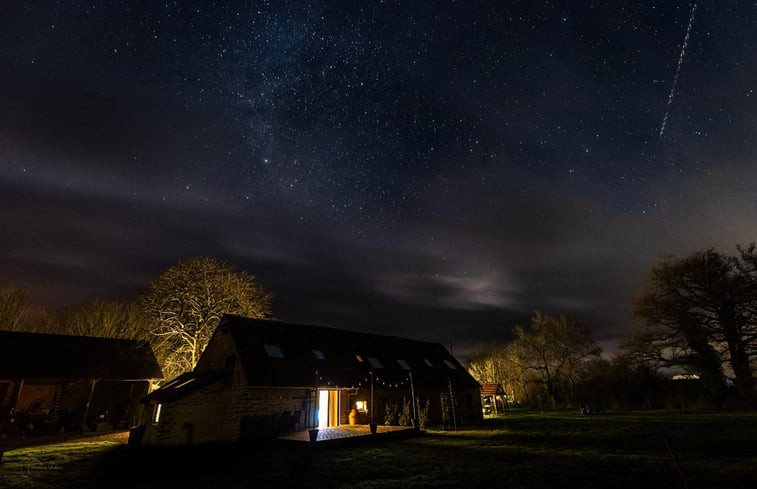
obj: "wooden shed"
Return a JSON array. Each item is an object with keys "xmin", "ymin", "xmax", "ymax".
[{"xmin": 480, "ymin": 382, "xmax": 506, "ymax": 415}]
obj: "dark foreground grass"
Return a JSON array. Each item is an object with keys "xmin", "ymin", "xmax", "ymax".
[{"xmin": 2, "ymin": 410, "xmax": 756, "ymax": 489}]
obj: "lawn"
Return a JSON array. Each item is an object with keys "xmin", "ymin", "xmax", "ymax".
[{"xmin": 1, "ymin": 410, "xmax": 756, "ymax": 488}]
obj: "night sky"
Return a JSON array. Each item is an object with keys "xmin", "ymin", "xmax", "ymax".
[{"xmin": 2, "ymin": 1, "xmax": 756, "ymax": 358}]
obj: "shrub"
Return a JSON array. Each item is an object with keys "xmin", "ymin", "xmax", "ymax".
[
  {"xmin": 416, "ymin": 399, "xmax": 430, "ymax": 429},
  {"xmin": 398, "ymin": 397, "xmax": 412, "ymax": 426},
  {"xmin": 383, "ymin": 401, "xmax": 399, "ymax": 425}
]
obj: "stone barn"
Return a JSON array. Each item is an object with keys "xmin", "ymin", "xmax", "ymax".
[
  {"xmin": 135, "ymin": 315, "xmax": 481, "ymax": 445},
  {"xmin": 0, "ymin": 331, "xmax": 162, "ymax": 437}
]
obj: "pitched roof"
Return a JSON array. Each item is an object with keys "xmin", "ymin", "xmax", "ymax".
[
  {"xmin": 142, "ymin": 369, "xmax": 226, "ymax": 403},
  {"xmin": 480, "ymin": 382, "xmax": 504, "ymax": 396},
  {"xmin": 215, "ymin": 315, "xmax": 480, "ymax": 390},
  {"xmin": 0, "ymin": 330, "xmax": 163, "ymax": 380}
]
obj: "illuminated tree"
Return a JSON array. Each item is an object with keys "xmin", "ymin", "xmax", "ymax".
[
  {"xmin": 140, "ymin": 257, "xmax": 272, "ymax": 379},
  {"xmin": 631, "ymin": 248, "xmax": 757, "ymax": 398},
  {"xmin": 467, "ymin": 341, "xmax": 526, "ymax": 405},
  {"xmin": 0, "ymin": 287, "xmax": 30, "ymax": 332},
  {"xmin": 54, "ymin": 299, "xmax": 148, "ymax": 339},
  {"xmin": 509, "ymin": 312, "xmax": 601, "ymax": 409}
]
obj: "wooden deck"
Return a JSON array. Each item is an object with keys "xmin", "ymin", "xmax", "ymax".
[{"xmin": 277, "ymin": 425, "xmax": 420, "ymax": 446}]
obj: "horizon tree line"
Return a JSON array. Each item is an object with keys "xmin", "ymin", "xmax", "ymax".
[
  {"xmin": 3, "ymin": 244, "xmax": 757, "ymax": 407},
  {"xmin": 469, "ymin": 244, "xmax": 757, "ymax": 410}
]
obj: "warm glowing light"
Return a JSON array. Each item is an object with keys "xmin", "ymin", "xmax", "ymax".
[
  {"xmin": 153, "ymin": 403, "xmax": 162, "ymax": 423},
  {"xmin": 356, "ymin": 400, "xmax": 367, "ymax": 413},
  {"xmin": 317, "ymin": 390, "xmax": 329, "ymax": 427}
]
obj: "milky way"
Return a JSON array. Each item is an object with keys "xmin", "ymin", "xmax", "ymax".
[{"xmin": 1, "ymin": 2, "xmax": 756, "ymax": 358}]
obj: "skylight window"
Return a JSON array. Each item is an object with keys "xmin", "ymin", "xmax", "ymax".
[
  {"xmin": 313, "ymin": 349, "xmax": 326, "ymax": 360},
  {"xmin": 423, "ymin": 358, "xmax": 434, "ymax": 367},
  {"xmin": 367, "ymin": 357, "xmax": 384, "ymax": 369},
  {"xmin": 264, "ymin": 344, "xmax": 285, "ymax": 358},
  {"xmin": 396, "ymin": 359, "xmax": 411, "ymax": 370},
  {"xmin": 355, "ymin": 354, "xmax": 364, "ymax": 362},
  {"xmin": 443, "ymin": 359, "xmax": 458, "ymax": 370}
]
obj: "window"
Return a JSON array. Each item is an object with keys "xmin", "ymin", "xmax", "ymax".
[
  {"xmin": 355, "ymin": 400, "xmax": 367, "ymax": 413},
  {"xmin": 396, "ymin": 359, "xmax": 411, "ymax": 370},
  {"xmin": 423, "ymin": 358, "xmax": 434, "ymax": 367},
  {"xmin": 443, "ymin": 359, "xmax": 458, "ymax": 370},
  {"xmin": 355, "ymin": 354, "xmax": 364, "ymax": 363},
  {"xmin": 153, "ymin": 403, "xmax": 162, "ymax": 423},
  {"xmin": 264, "ymin": 344, "xmax": 285, "ymax": 358},
  {"xmin": 367, "ymin": 357, "xmax": 383, "ymax": 369},
  {"xmin": 312, "ymin": 349, "xmax": 326, "ymax": 360}
]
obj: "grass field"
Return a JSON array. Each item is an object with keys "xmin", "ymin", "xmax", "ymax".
[{"xmin": 1, "ymin": 409, "xmax": 756, "ymax": 488}]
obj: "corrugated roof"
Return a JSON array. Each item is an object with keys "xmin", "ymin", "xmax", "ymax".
[
  {"xmin": 0, "ymin": 330, "xmax": 163, "ymax": 380},
  {"xmin": 216, "ymin": 315, "xmax": 480, "ymax": 390}
]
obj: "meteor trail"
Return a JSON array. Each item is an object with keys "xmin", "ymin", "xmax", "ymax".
[{"xmin": 658, "ymin": 2, "xmax": 698, "ymax": 139}]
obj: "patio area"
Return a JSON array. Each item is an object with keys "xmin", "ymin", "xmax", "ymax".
[{"xmin": 277, "ymin": 425, "xmax": 421, "ymax": 446}]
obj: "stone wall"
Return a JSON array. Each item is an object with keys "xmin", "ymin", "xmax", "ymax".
[
  {"xmin": 141, "ymin": 384, "xmax": 312, "ymax": 445},
  {"xmin": 141, "ymin": 380, "xmax": 226, "ymax": 445},
  {"xmin": 219, "ymin": 386, "xmax": 311, "ymax": 441}
]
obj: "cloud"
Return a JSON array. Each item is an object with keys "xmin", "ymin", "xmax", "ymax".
[{"xmin": 3, "ymin": 145, "xmax": 756, "ymax": 360}]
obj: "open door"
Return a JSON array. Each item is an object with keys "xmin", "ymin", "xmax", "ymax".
[{"xmin": 317, "ymin": 389, "xmax": 340, "ymax": 427}]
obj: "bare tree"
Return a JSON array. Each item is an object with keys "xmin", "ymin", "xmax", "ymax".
[
  {"xmin": 509, "ymin": 312, "xmax": 601, "ymax": 409},
  {"xmin": 0, "ymin": 287, "xmax": 30, "ymax": 331},
  {"xmin": 467, "ymin": 342, "xmax": 527, "ymax": 406},
  {"xmin": 632, "ymin": 248, "xmax": 756, "ymax": 398},
  {"xmin": 140, "ymin": 257, "xmax": 272, "ymax": 380},
  {"xmin": 53, "ymin": 299, "xmax": 148, "ymax": 339}
]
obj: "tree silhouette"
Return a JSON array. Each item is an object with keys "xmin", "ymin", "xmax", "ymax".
[{"xmin": 631, "ymin": 247, "xmax": 757, "ymax": 399}]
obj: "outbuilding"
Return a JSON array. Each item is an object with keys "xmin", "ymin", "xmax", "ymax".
[
  {"xmin": 0, "ymin": 330, "xmax": 162, "ymax": 437},
  {"xmin": 135, "ymin": 315, "xmax": 481, "ymax": 445}
]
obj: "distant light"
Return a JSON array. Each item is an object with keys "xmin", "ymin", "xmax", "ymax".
[{"xmin": 153, "ymin": 403, "xmax": 162, "ymax": 423}]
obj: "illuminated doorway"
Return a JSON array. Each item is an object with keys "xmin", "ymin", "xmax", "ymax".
[{"xmin": 317, "ymin": 389, "xmax": 339, "ymax": 427}]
